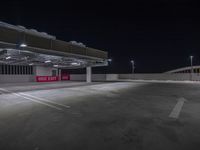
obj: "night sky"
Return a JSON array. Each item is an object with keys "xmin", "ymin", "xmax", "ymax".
[{"xmin": 0, "ymin": 0, "xmax": 200, "ymax": 73}]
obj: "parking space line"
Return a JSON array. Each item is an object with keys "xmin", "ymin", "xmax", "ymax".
[
  {"xmin": 19, "ymin": 92, "xmax": 71, "ymax": 108},
  {"xmin": 0, "ymin": 88, "xmax": 63, "ymax": 111},
  {"xmin": 0, "ymin": 88, "xmax": 12, "ymax": 94},
  {"xmin": 169, "ymin": 97, "xmax": 187, "ymax": 119},
  {"xmin": 0, "ymin": 88, "xmax": 10, "ymax": 94},
  {"xmin": 14, "ymin": 93, "xmax": 63, "ymax": 110}
]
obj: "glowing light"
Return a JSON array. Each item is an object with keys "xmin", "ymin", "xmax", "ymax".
[
  {"xmin": 108, "ymin": 59, "xmax": 112, "ymax": 62},
  {"xmin": 6, "ymin": 56, "xmax": 11, "ymax": 60},
  {"xmin": 71, "ymin": 62, "xmax": 80, "ymax": 66},
  {"xmin": 45, "ymin": 60, "xmax": 51, "ymax": 63},
  {"xmin": 20, "ymin": 43, "xmax": 27, "ymax": 47}
]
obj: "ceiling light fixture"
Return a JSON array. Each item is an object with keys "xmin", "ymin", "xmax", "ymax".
[
  {"xmin": 71, "ymin": 62, "xmax": 80, "ymax": 66},
  {"xmin": 6, "ymin": 56, "xmax": 11, "ymax": 60},
  {"xmin": 20, "ymin": 43, "xmax": 27, "ymax": 47},
  {"xmin": 53, "ymin": 65, "xmax": 59, "ymax": 67},
  {"xmin": 45, "ymin": 60, "xmax": 51, "ymax": 63}
]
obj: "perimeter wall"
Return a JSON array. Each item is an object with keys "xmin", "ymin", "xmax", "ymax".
[{"xmin": 70, "ymin": 73, "xmax": 200, "ymax": 81}]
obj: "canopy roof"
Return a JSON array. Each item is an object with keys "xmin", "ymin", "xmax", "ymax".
[{"xmin": 0, "ymin": 21, "xmax": 108, "ymax": 68}]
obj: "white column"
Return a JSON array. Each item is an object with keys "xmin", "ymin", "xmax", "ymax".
[
  {"xmin": 58, "ymin": 68, "xmax": 62, "ymax": 81},
  {"xmin": 86, "ymin": 66, "xmax": 92, "ymax": 83}
]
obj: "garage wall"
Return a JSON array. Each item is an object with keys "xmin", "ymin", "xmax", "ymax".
[
  {"xmin": 0, "ymin": 75, "xmax": 35, "ymax": 83},
  {"xmin": 0, "ymin": 66, "xmax": 59, "ymax": 83},
  {"xmin": 35, "ymin": 66, "xmax": 58, "ymax": 76}
]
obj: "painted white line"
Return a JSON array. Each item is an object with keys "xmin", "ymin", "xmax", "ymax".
[
  {"xmin": 169, "ymin": 97, "xmax": 187, "ymax": 119},
  {"xmin": 15, "ymin": 101, "xmax": 29, "ymax": 104},
  {"xmin": 19, "ymin": 92, "xmax": 71, "ymax": 108},
  {"xmin": 13, "ymin": 93, "xmax": 63, "ymax": 111},
  {"xmin": 0, "ymin": 88, "xmax": 62, "ymax": 111},
  {"xmin": 0, "ymin": 88, "xmax": 11, "ymax": 93}
]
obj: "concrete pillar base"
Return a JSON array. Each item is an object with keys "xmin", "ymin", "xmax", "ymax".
[{"xmin": 86, "ymin": 67, "xmax": 92, "ymax": 83}]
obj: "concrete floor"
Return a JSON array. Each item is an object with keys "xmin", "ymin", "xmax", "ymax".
[{"xmin": 0, "ymin": 81, "xmax": 200, "ymax": 150}]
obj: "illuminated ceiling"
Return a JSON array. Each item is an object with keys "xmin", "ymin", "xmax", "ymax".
[{"xmin": 0, "ymin": 48, "xmax": 107, "ymax": 68}]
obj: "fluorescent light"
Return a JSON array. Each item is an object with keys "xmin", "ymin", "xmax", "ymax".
[
  {"xmin": 6, "ymin": 56, "xmax": 11, "ymax": 60},
  {"xmin": 53, "ymin": 65, "xmax": 58, "ymax": 67},
  {"xmin": 71, "ymin": 62, "xmax": 80, "ymax": 66},
  {"xmin": 45, "ymin": 60, "xmax": 51, "ymax": 63},
  {"xmin": 29, "ymin": 63, "xmax": 34, "ymax": 66},
  {"xmin": 20, "ymin": 43, "xmax": 27, "ymax": 47}
]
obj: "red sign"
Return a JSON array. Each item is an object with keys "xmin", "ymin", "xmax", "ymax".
[
  {"xmin": 61, "ymin": 74, "xmax": 70, "ymax": 80},
  {"xmin": 36, "ymin": 76, "xmax": 59, "ymax": 82}
]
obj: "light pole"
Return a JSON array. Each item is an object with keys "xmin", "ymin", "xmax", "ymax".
[
  {"xmin": 131, "ymin": 60, "xmax": 135, "ymax": 74},
  {"xmin": 190, "ymin": 55, "xmax": 193, "ymax": 80}
]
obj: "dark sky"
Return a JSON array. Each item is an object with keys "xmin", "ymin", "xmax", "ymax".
[{"xmin": 0, "ymin": 0, "xmax": 200, "ymax": 73}]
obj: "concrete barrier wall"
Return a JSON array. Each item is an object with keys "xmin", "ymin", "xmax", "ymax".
[
  {"xmin": 106, "ymin": 74, "xmax": 119, "ymax": 81},
  {"xmin": 70, "ymin": 74, "xmax": 107, "ymax": 81},
  {"xmin": 0, "ymin": 75, "xmax": 35, "ymax": 83},
  {"xmin": 119, "ymin": 73, "xmax": 200, "ymax": 81},
  {"xmin": 92, "ymin": 74, "xmax": 107, "ymax": 81},
  {"xmin": 70, "ymin": 73, "xmax": 200, "ymax": 81},
  {"xmin": 1, "ymin": 73, "xmax": 199, "ymax": 83},
  {"xmin": 70, "ymin": 74, "xmax": 86, "ymax": 81}
]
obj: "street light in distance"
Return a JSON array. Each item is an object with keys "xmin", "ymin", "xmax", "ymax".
[
  {"xmin": 131, "ymin": 60, "xmax": 135, "ymax": 74},
  {"xmin": 190, "ymin": 55, "xmax": 194, "ymax": 80}
]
